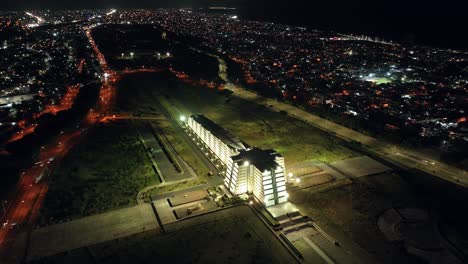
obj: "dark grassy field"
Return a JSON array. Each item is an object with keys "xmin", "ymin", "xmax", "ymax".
[
  {"xmin": 290, "ymin": 172, "xmax": 419, "ymax": 264},
  {"xmin": 38, "ymin": 121, "xmax": 158, "ymax": 225},
  {"xmin": 30, "ymin": 206, "xmax": 295, "ymax": 264},
  {"xmin": 158, "ymin": 120, "xmax": 210, "ymax": 179},
  {"xmin": 289, "ymin": 169, "xmax": 468, "ymax": 264},
  {"xmin": 92, "ymin": 25, "xmax": 219, "ymax": 79},
  {"xmin": 115, "ymin": 72, "xmax": 211, "ymax": 197},
  {"xmin": 117, "ymin": 72, "xmax": 357, "ymax": 166}
]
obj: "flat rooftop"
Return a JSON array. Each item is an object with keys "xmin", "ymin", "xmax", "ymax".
[
  {"xmin": 329, "ymin": 156, "xmax": 392, "ymax": 178},
  {"xmin": 190, "ymin": 114, "xmax": 246, "ymax": 150},
  {"xmin": 231, "ymin": 147, "xmax": 283, "ymax": 171}
]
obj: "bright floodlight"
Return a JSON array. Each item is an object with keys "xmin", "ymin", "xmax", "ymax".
[
  {"xmin": 106, "ymin": 9, "xmax": 117, "ymax": 16},
  {"xmin": 295, "ymin": 178, "xmax": 301, "ymax": 183},
  {"xmin": 231, "ymin": 15, "xmax": 238, "ymax": 19},
  {"xmin": 130, "ymin": 52, "xmax": 134, "ymax": 57},
  {"xmin": 179, "ymin": 115, "xmax": 186, "ymax": 122},
  {"xmin": 166, "ymin": 52, "xmax": 171, "ymax": 57},
  {"xmin": 244, "ymin": 160, "xmax": 250, "ymax": 166},
  {"xmin": 288, "ymin": 172, "xmax": 293, "ymax": 177}
]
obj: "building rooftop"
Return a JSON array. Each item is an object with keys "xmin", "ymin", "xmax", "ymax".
[
  {"xmin": 190, "ymin": 114, "xmax": 246, "ymax": 150},
  {"xmin": 231, "ymin": 147, "xmax": 283, "ymax": 171}
]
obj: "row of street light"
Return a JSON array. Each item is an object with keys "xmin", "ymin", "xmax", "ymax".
[{"xmin": 120, "ymin": 52, "xmax": 171, "ymax": 59}]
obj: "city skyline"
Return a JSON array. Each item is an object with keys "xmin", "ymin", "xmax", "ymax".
[
  {"xmin": 0, "ymin": 6, "xmax": 466, "ymax": 264},
  {"xmin": 1, "ymin": 0, "xmax": 466, "ymax": 49}
]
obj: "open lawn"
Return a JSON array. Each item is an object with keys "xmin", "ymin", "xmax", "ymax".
[
  {"xmin": 28, "ymin": 204, "xmax": 158, "ymax": 261},
  {"xmin": 115, "ymin": 72, "xmax": 167, "ymax": 115},
  {"xmin": 39, "ymin": 121, "xmax": 158, "ymax": 225},
  {"xmin": 289, "ymin": 172, "xmax": 421, "ymax": 264},
  {"xmin": 116, "ymin": 73, "xmax": 211, "ymax": 176},
  {"xmin": 162, "ymin": 85, "xmax": 356, "ymax": 165},
  {"xmin": 115, "ymin": 73, "xmax": 211, "ymax": 197},
  {"xmin": 158, "ymin": 120, "xmax": 209, "ymax": 178},
  {"xmin": 117, "ymin": 72, "xmax": 357, "ymax": 166},
  {"xmin": 30, "ymin": 206, "xmax": 296, "ymax": 264},
  {"xmin": 93, "ymin": 25, "xmax": 218, "ymax": 78}
]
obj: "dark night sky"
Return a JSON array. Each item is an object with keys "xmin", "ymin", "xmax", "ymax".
[{"xmin": 2, "ymin": 0, "xmax": 467, "ymax": 49}]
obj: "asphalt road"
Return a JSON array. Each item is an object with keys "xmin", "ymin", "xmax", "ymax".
[
  {"xmin": 208, "ymin": 53, "xmax": 468, "ymax": 187},
  {"xmin": 0, "ymin": 130, "xmax": 84, "ymax": 262},
  {"xmin": 231, "ymin": 87, "xmax": 467, "ymax": 186},
  {"xmin": 0, "ymin": 27, "xmax": 118, "ymax": 262}
]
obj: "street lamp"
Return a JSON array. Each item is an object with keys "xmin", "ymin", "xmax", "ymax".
[
  {"xmin": 179, "ymin": 115, "xmax": 186, "ymax": 122},
  {"xmin": 130, "ymin": 52, "xmax": 134, "ymax": 58}
]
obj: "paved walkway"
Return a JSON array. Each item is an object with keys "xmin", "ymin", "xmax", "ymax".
[
  {"xmin": 27, "ymin": 204, "xmax": 159, "ymax": 261},
  {"xmin": 138, "ymin": 120, "xmax": 197, "ymax": 180},
  {"xmin": 164, "ymin": 205, "xmax": 299, "ymax": 263},
  {"xmin": 224, "ymin": 84, "xmax": 468, "ymax": 187},
  {"xmin": 203, "ymin": 52, "xmax": 467, "ymax": 187},
  {"xmin": 329, "ymin": 156, "xmax": 392, "ymax": 178}
]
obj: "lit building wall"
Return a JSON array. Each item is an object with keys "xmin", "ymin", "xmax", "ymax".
[
  {"xmin": 188, "ymin": 115, "xmax": 244, "ymax": 166},
  {"xmin": 226, "ymin": 148, "xmax": 288, "ymax": 207},
  {"xmin": 187, "ymin": 114, "xmax": 287, "ymax": 207}
]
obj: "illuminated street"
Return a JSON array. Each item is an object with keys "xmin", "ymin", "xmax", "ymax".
[
  {"xmin": 0, "ymin": 4, "xmax": 466, "ymax": 264},
  {"xmin": 0, "ymin": 24, "xmax": 117, "ymax": 260}
]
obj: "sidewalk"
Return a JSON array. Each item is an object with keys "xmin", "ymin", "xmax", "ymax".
[{"xmin": 230, "ymin": 86, "xmax": 468, "ymax": 187}]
